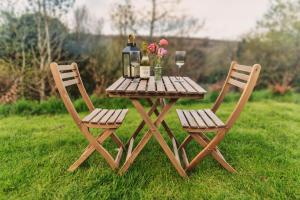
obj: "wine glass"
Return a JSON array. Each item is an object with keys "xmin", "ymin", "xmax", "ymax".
[
  {"xmin": 175, "ymin": 51, "xmax": 186, "ymax": 82},
  {"xmin": 130, "ymin": 51, "xmax": 140, "ymax": 82}
]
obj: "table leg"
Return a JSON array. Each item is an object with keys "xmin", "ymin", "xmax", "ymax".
[
  {"xmin": 146, "ymin": 98, "xmax": 179, "ymax": 145},
  {"xmin": 120, "ymin": 98, "xmax": 187, "ymax": 178},
  {"xmin": 125, "ymin": 98, "xmax": 160, "ymax": 147}
]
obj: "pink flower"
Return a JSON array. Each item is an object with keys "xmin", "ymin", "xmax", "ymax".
[
  {"xmin": 158, "ymin": 48, "xmax": 167, "ymax": 57},
  {"xmin": 159, "ymin": 39, "xmax": 168, "ymax": 46},
  {"xmin": 147, "ymin": 43, "xmax": 158, "ymax": 54}
]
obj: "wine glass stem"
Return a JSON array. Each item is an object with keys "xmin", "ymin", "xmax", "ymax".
[{"xmin": 177, "ymin": 66, "xmax": 181, "ymax": 80}]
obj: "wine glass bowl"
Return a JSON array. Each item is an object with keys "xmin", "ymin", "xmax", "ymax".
[{"xmin": 175, "ymin": 51, "xmax": 186, "ymax": 82}]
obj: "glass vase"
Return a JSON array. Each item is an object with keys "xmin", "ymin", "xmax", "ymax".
[{"xmin": 154, "ymin": 64, "xmax": 162, "ymax": 81}]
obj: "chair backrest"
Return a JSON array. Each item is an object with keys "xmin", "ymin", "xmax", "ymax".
[
  {"xmin": 50, "ymin": 62, "xmax": 95, "ymax": 126},
  {"xmin": 211, "ymin": 61, "xmax": 261, "ymax": 130}
]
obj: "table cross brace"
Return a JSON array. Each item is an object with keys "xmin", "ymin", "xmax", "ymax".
[{"xmin": 119, "ymin": 98, "xmax": 187, "ymax": 177}]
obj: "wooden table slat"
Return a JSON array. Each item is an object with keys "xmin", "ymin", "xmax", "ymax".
[
  {"xmin": 126, "ymin": 78, "xmax": 140, "ymax": 93},
  {"xmin": 116, "ymin": 79, "xmax": 132, "ymax": 92},
  {"xmin": 137, "ymin": 79, "xmax": 148, "ymax": 92},
  {"xmin": 106, "ymin": 77, "xmax": 126, "ymax": 92},
  {"xmin": 183, "ymin": 77, "xmax": 207, "ymax": 93},
  {"xmin": 106, "ymin": 76, "xmax": 206, "ymax": 98},
  {"xmin": 169, "ymin": 76, "xmax": 186, "ymax": 93},
  {"xmin": 179, "ymin": 78, "xmax": 197, "ymax": 94},
  {"xmin": 147, "ymin": 77, "xmax": 156, "ymax": 92},
  {"xmin": 156, "ymin": 79, "xmax": 166, "ymax": 93},
  {"xmin": 162, "ymin": 76, "xmax": 177, "ymax": 93}
]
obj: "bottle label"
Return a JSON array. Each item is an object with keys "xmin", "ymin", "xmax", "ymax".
[{"xmin": 140, "ymin": 66, "xmax": 150, "ymax": 78}]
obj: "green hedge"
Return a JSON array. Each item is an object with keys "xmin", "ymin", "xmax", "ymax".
[{"xmin": 0, "ymin": 90, "xmax": 299, "ymax": 116}]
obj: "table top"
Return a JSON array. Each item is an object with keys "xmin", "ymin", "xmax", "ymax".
[{"xmin": 106, "ymin": 76, "xmax": 206, "ymax": 98}]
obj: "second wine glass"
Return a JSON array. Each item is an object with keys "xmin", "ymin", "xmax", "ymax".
[{"xmin": 175, "ymin": 51, "xmax": 186, "ymax": 82}]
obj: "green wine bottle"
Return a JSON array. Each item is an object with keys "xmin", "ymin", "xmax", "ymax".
[{"xmin": 140, "ymin": 42, "xmax": 151, "ymax": 79}]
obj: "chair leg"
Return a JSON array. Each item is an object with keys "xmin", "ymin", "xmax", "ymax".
[
  {"xmin": 68, "ymin": 129, "xmax": 113, "ymax": 172},
  {"xmin": 110, "ymin": 133, "xmax": 125, "ymax": 149},
  {"xmin": 69, "ymin": 127, "xmax": 124, "ymax": 172},
  {"xmin": 68, "ymin": 144, "xmax": 95, "ymax": 172},
  {"xmin": 185, "ymin": 130, "xmax": 226, "ymax": 171},
  {"xmin": 190, "ymin": 133, "xmax": 236, "ymax": 173},
  {"xmin": 178, "ymin": 135, "xmax": 193, "ymax": 150}
]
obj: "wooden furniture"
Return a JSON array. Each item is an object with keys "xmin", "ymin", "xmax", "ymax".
[
  {"xmin": 176, "ymin": 62, "xmax": 261, "ymax": 173},
  {"xmin": 106, "ymin": 76, "xmax": 206, "ymax": 177},
  {"xmin": 50, "ymin": 62, "xmax": 128, "ymax": 171}
]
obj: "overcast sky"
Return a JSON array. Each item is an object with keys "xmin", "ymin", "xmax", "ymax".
[{"xmin": 72, "ymin": 0, "xmax": 270, "ymax": 40}]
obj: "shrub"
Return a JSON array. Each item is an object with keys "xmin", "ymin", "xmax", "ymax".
[{"xmin": 0, "ymin": 90, "xmax": 299, "ymax": 116}]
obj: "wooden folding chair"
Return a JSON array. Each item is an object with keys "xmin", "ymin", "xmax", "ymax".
[
  {"xmin": 176, "ymin": 62, "xmax": 261, "ymax": 173},
  {"xmin": 50, "ymin": 62, "xmax": 128, "ymax": 171}
]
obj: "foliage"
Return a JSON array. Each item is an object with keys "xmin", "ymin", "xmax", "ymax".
[
  {"xmin": 0, "ymin": 90, "xmax": 299, "ymax": 116},
  {"xmin": 237, "ymin": 0, "xmax": 300, "ymax": 92},
  {"xmin": 1, "ymin": 0, "xmax": 300, "ymax": 103},
  {"xmin": 0, "ymin": 100, "xmax": 299, "ymax": 199}
]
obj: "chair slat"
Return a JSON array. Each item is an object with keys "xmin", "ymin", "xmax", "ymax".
[
  {"xmin": 61, "ymin": 72, "xmax": 77, "ymax": 79},
  {"xmin": 115, "ymin": 109, "xmax": 128, "ymax": 124},
  {"xmin": 176, "ymin": 110, "xmax": 189, "ymax": 128},
  {"xmin": 63, "ymin": 79, "xmax": 79, "ymax": 87},
  {"xmin": 183, "ymin": 110, "xmax": 198, "ymax": 128},
  {"xmin": 183, "ymin": 77, "xmax": 207, "ymax": 93},
  {"xmin": 162, "ymin": 76, "xmax": 177, "ymax": 93},
  {"xmin": 169, "ymin": 76, "xmax": 186, "ymax": 93},
  {"xmin": 190, "ymin": 110, "xmax": 207, "ymax": 128},
  {"xmin": 91, "ymin": 109, "xmax": 108, "ymax": 123},
  {"xmin": 58, "ymin": 65, "xmax": 75, "ymax": 71},
  {"xmin": 204, "ymin": 109, "xmax": 225, "ymax": 127},
  {"xmin": 233, "ymin": 64, "xmax": 252, "ymax": 73},
  {"xmin": 82, "ymin": 109, "xmax": 102, "ymax": 122},
  {"xmin": 107, "ymin": 109, "xmax": 122, "ymax": 124},
  {"xmin": 231, "ymin": 71, "xmax": 249, "ymax": 81},
  {"xmin": 99, "ymin": 110, "xmax": 115, "ymax": 124},
  {"xmin": 197, "ymin": 110, "xmax": 215, "ymax": 127},
  {"xmin": 106, "ymin": 77, "xmax": 126, "ymax": 91},
  {"xmin": 228, "ymin": 78, "xmax": 246, "ymax": 89}
]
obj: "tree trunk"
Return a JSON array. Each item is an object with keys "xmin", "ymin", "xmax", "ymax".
[
  {"xmin": 149, "ymin": 0, "xmax": 156, "ymax": 39},
  {"xmin": 43, "ymin": 1, "xmax": 52, "ymax": 65}
]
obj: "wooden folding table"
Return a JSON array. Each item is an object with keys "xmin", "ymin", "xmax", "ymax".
[{"xmin": 106, "ymin": 76, "xmax": 206, "ymax": 177}]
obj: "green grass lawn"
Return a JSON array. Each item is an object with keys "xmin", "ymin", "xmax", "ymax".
[{"xmin": 0, "ymin": 100, "xmax": 299, "ymax": 199}]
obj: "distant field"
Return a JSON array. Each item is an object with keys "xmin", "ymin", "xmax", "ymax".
[{"xmin": 0, "ymin": 100, "xmax": 299, "ymax": 199}]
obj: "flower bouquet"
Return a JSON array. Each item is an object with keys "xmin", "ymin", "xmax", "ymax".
[{"xmin": 147, "ymin": 38, "xmax": 169, "ymax": 81}]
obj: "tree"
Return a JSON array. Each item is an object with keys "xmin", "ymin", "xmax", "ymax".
[
  {"xmin": 73, "ymin": 5, "xmax": 90, "ymax": 39},
  {"xmin": 0, "ymin": 12, "xmax": 34, "ymax": 97},
  {"xmin": 237, "ymin": 0, "xmax": 300, "ymax": 92},
  {"xmin": 110, "ymin": 0, "xmax": 137, "ymax": 37},
  {"xmin": 0, "ymin": 12, "xmax": 70, "ymax": 99},
  {"xmin": 141, "ymin": 0, "xmax": 203, "ymax": 39},
  {"xmin": 27, "ymin": 0, "xmax": 74, "ymax": 100}
]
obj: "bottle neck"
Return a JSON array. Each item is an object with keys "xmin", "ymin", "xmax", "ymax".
[{"xmin": 127, "ymin": 42, "xmax": 136, "ymax": 47}]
